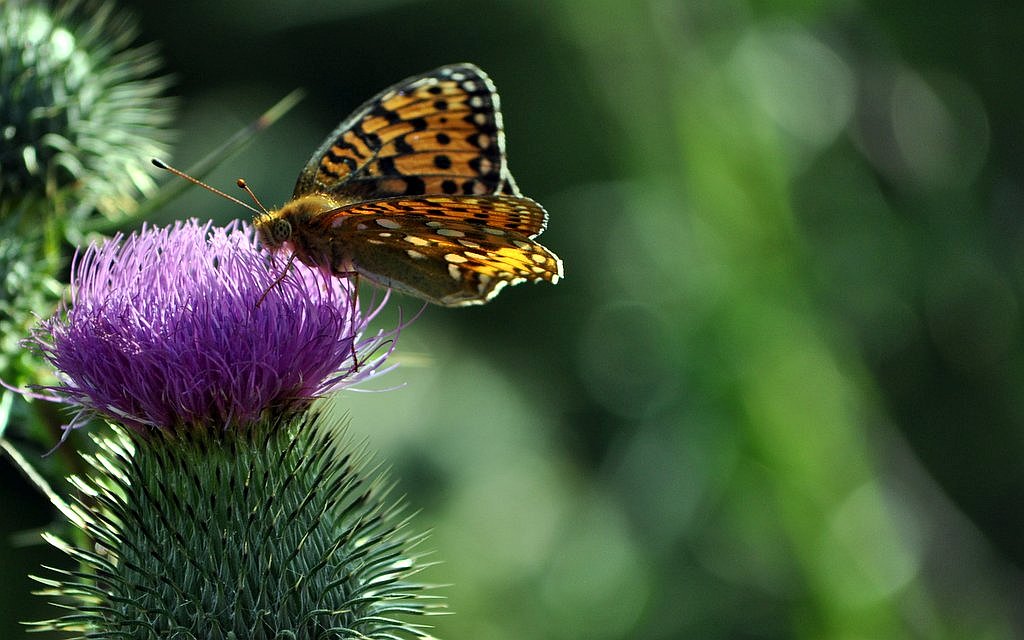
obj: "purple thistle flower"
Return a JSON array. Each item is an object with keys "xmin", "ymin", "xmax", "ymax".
[{"xmin": 29, "ymin": 219, "xmax": 394, "ymax": 435}]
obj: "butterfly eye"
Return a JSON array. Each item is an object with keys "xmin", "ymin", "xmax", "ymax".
[{"xmin": 271, "ymin": 219, "xmax": 292, "ymax": 244}]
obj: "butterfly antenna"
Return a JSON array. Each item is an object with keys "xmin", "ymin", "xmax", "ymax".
[
  {"xmin": 237, "ymin": 179, "xmax": 270, "ymax": 215},
  {"xmin": 151, "ymin": 158, "xmax": 262, "ymax": 215}
]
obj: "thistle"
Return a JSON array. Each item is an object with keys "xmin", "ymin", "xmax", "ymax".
[{"xmin": 24, "ymin": 220, "xmax": 438, "ymax": 638}]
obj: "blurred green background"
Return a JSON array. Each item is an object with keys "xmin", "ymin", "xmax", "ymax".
[{"xmin": 4, "ymin": 0, "xmax": 1024, "ymax": 637}]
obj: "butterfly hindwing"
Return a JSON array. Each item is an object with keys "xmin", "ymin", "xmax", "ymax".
[
  {"xmin": 293, "ymin": 63, "xmax": 519, "ymax": 201},
  {"xmin": 318, "ymin": 195, "xmax": 562, "ymax": 306}
]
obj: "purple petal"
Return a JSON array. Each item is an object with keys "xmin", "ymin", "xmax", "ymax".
[{"xmin": 29, "ymin": 219, "xmax": 395, "ymax": 435}]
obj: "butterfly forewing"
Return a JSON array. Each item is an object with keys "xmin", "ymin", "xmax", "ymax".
[
  {"xmin": 293, "ymin": 63, "xmax": 517, "ymax": 201},
  {"xmin": 318, "ymin": 195, "xmax": 562, "ymax": 306},
  {"xmin": 315, "ymin": 194, "xmax": 549, "ymax": 239}
]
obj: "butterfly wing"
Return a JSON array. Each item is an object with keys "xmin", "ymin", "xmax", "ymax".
[
  {"xmin": 293, "ymin": 63, "xmax": 520, "ymax": 202},
  {"xmin": 317, "ymin": 195, "xmax": 562, "ymax": 306},
  {"xmin": 314, "ymin": 194, "xmax": 550, "ymax": 238}
]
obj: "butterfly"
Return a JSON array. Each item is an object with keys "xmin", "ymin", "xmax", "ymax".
[{"xmin": 252, "ymin": 63, "xmax": 563, "ymax": 307}]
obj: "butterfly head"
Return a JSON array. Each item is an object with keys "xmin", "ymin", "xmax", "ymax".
[
  {"xmin": 254, "ymin": 194, "xmax": 341, "ymax": 252},
  {"xmin": 254, "ymin": 213, "xmax": 292, "ymax": 250}
]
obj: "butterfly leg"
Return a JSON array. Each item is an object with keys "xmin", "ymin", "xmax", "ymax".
[
  {"xmin": 328, "ymin": 268, "xmax": 363, "ymax": 372},
  {"xmin": 348, "ymin": 272, "xmax": 362, "ymax": 371},
  {"xmin": 256, "ymin": 251, "xmax": 297, "ymax": 308}
]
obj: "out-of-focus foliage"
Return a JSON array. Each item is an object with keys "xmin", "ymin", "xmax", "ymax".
[{"xmin": 5, "ymin": 0, "xmax": 1024, "ymax": 638}]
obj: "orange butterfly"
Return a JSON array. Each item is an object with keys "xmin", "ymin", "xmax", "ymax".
[{"xmin": 253, "ymin": 63, "xmax": 562, "ymax": 306}]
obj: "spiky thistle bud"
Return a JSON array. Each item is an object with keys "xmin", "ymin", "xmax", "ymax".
[
  {"xmin": 32, "ymin": 414, "xmax": 437, "ymax": 639},
  {"xmin": 0, "ymin": 0, "xmax": 172, "ymax": 224}
]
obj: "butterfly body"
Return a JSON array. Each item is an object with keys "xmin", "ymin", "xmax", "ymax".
[
  {"xmin": 253, "ymin": 64, "xmax": 562, "ymax": 306},
  {"xmin": 255, "ymin": 194, "xmax": 352, "ymax": 272}
]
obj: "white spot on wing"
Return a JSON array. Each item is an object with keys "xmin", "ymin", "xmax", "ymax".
[
  {"xmin": 406, "ymin": 249, "xmax": 427, "ymax": 260},
  {"xmin": 445, "ymin": 253, "xmax": 467, "ymax": 263},
  {"xmin": 448, "ymin": 264, "xmax": 461, "ymax": 280},
  {"xmin": 376, "ymin": 218, "xmax": 401, "ymax": 229},
  {"xmin": 404, "ymin": 235, "xmax": 430, "ymax": 246},
  {"xmin": 436, "ymin": 228, "xmax": 465, "ymax": 238},
  {"xmin": 483, "ymin": 279, "xmax": 508, "ymax": 299}
]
